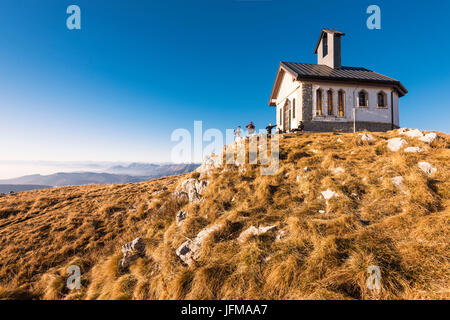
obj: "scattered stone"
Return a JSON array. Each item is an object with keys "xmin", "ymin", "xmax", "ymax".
[
  {"xmin": 331, "ymin": 167, "xmax": 345, "ymax": 174},
  {"xmin": 176, "ymin": 224, "xmax": 222, "ymax": 266},
  {"xmin": 418, "ymin": 162, "xmax": 437, "ymax": 175},
  {"xmin": 419, "ymin": 132, "xmax": 438, "ymax": 144},
  {"xmin": 237, "ymin": 225, "xmax": 277, "ymax": 243},
  {"xmin": 119, "ymin": 238, "xmax": 145, "ymax": 269},
  {"xmin": 391, "ymin": 176, "xmax": 405, "ymax": 189},
  {"xmin": 387, "ymin": 138, "xmax": 408, "ymax": 152},
  {"xmin": 401, "ymin": 128, "xmax": 423, "ymax": 138},
  {"xmin": 296, "ymin": 175, "xmax": 301, "ymax": 183},
  {"xmin": 318, "ymin": 210, "xmax": 325, "ymax": 214},
  {"xmin": 360, "ymin": 133, "xmax": 375, "ymax": 143},
  {"xmin": 404, "ymin": 146, "xmax": 423, "ymax": 153},
  {"xmin": 176, "ymin": 210, "xmax": 188, "ymax": 226},
  {"xmin": 321, "ymin": 189, "xmax": 339, "ymax": 200},
  {"xmin": 304, "ymin": 167, "xmax": 311, "ymax": 172},
  {"xmin": 337, "ymin": 138, "xmax": 343, "ymax": 143}
]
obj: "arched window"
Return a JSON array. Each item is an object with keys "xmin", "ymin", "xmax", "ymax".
[
  {"xmin": 327, "ymin": 89, "xmax": 334, "ymax": 115},
  {"xmin": 377, "ymin": 91, "xmax": 387, "ymax": 108},
  {"xmin": 316, "ymin": 89, "xmax": 323, "ymax": 116},
  {"xmin": 292, "ymin": 99, "xmax": 296, "ymax": 119},
  {"xmin": 358, "ymin": 90, "xmax": 368, "ymax": 107},
  {"xmin": 338, "ymin": 90, "xmax": 345, "ymax": 117}
]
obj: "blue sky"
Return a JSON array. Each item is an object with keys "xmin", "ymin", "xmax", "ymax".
[{"xmin": 0, "ymin": 0, "xmax": 449, "ymax": 163}]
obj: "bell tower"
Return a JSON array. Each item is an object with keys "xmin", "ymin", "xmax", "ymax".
[{"xmin": 314, "ymin": 29, "xmax": 345, "ymax": 69}]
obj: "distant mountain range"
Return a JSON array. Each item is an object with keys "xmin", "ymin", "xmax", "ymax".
[
  {"xmin": 0, "ymin": 184, "xmax": 52, "ymax": 194},
  {"xmin": 0, "ymin": 163, "xmax": 199, "ymax": 191}
]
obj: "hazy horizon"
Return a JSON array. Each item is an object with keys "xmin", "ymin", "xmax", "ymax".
[{"xmin": 0, "ymin": 160, "xmax": 199, "ymax": 180}]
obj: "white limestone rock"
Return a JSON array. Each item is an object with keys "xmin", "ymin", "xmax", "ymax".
[
  {"xmin": 419, "ymin": 132, "xmax": 438, "ymax": 144},
  {"xmin": 391, "ymin": 176, "xmax": 405, "ymax": 189},
  {"xmin": 176, "ymin": 224, "xmax": 222, "ymax": 266},
  {"xmin": 401, "ymin": 128, "xmax": 424, "ymax": 138},
  {"xmin": 404, "ymin": 147, "xmax": 423, "ymax": 153},
  {"xmin": 360, "ymin": 133, "xmax": 375, "ymax": 143},
  {"xmin": 119, "ymin": 238, "xmax": 145, "ymax": 269},
  {"xmin": 237, "ymin": 225, "xmax": 277, "ymax": 243},
  {"xmin": 174, "ymin": 178, "xmax": 209, "ymax": 203},
  {"xmin": 321, "ymin": 189, "xmax": 339, "ymax": 200},
  {"xmin": 196, "ymin": 154, "xmax": 223, "ymax": 174},
  {"xmin": 387, "ymin": 138, "xmax": 408, "ymax": 152},
  {"xmin": 331, "ymin": 167, "xmax": 345, "ymax": 175},
  {"xmin": 418, "ymin": 162, "xmax": 437, "ymax": 175}
]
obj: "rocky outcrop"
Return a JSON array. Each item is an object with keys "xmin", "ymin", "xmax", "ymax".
[
  {"xmin": 119, "ymin": 238, "xmax": 145, "ymax": 269},
  {"xmin": 196, "ymin": 154, "xmax": 223, "ymax": 174},
  {"xmin": 173, "ymin": 178, "xmax": 209, "ymax": 203},
  {"xmin": 237, "ymin": 225, "xmax": 277, "ymax": 243},
  {"xmin": 176, "ymin": 224, "xmax": 222, "ymax": 266}
]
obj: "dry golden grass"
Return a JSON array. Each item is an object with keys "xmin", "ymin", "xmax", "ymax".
[{"xmin": 0, "ymin": 130, "xmax": 449, "ymax": 300}]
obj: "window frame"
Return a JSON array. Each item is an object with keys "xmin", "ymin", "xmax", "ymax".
[
  {"xmin": 316, "ymin": 89, "xmax": 323, "ymax": 116},
  {"xmin": 358, "ymin": 90, "xmax": 368, "ymax": 108},
  {"xmin": 377, "ymin": 91, "xmax": 388, "ymax": 109},
  {"xmin": 338, "ymin": 90, "xmax": 345, "ymax": 117},
  {"xmin": 327, "ymin": 89, "xmax": 334, "ymax": 116}
]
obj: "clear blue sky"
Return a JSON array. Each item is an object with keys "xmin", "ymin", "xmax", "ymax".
[{"xmin": 0, "ymin": 0, "xmax": 449, "ymax": 162}]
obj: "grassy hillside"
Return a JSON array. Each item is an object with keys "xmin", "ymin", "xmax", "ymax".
[{"xmin": 0, "ymin": 130, "xmax": 448, "ymax": 300}]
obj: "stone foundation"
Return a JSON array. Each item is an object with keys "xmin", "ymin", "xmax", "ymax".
[{"xmin": 303, "ymin": 121, "xmax": 398, "ymax": 133}]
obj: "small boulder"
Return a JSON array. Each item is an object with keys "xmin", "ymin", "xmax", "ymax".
[
  {"xmin": 237, "ymin": 225, "xmax": 277, "ymax": 243},
  {"xmin": 176, "ymin": 224, "xmax": 222, "ymax": 266},
  {"xmin": 418, "ymin": 162, "xmax": 437, "ymax": 175},
  {"xmin": 119, "ymin": 238, "xmax": 145, "ymax": 269},
  {"xmin": 419, "ymin": 132, "xmax": 438, "ymax": 144},
  {"xmin": 360, "ymin": 133, "xmax": 375, "ymax": 143},
  {"xmin": 401, "ymin": 128, "xmax": 423, "ymax": 138},
  {"xmin": 404, "ymin": 146, "xmax": 423, "ymax": 153},
  {"xmin": 321, "ymin": 189, "xmax": 339, "ymax": 200},
  {"xmin": 391, "ymin": 176, "xmax": 405, "ymax": 189},
  {"xmin": 387, "ymin": 138, "xmax": 408, "ymax": 152}
]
